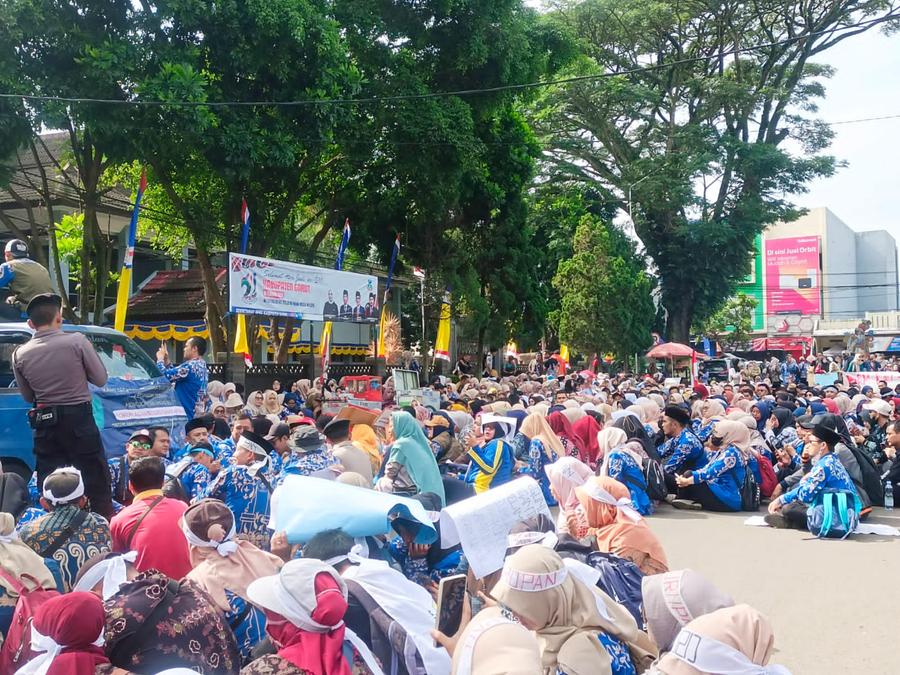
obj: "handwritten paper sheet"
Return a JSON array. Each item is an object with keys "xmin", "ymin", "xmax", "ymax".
[
  {"xmin": 440, "ymin": 477, "xmax": 552, "ymax": 578},
  {"xmin": 270, "ymin": 475, "xmax": 436, "ymax": 544}
]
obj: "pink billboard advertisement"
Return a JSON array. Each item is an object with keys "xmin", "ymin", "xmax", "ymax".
[{"xmin": 764, "ymin": 236, "xmax": 821, "ymax": 315}]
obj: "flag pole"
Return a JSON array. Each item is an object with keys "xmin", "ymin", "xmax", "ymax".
[{"xmin": 420, "ymin": 276, "xmax": 426, "ymax": 370}]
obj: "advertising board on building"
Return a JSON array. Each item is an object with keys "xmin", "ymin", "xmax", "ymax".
[
  {"xmin": 764, "ymin": 236, "xmax": 821, "ymax": 315},
  {"xmin": 228, "ymin": 253, "xmax": 378, "ymax": 322}
]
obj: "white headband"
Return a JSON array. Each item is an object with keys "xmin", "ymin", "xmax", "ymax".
[
  {"xmin": 16, "ymin": 625, "xmax": 105, "ymax": 675},
  {"xmin": 42, "ymin": 468, "xmax": 84, "ymax": 506},
  {"xmin": 584, "ymin": 483, "xmax": 642, "ymax": 522},
  {"xmin": 660, "ymin": 570, "xmax": 694, "ymax": 626},
  {"xmin": 506, "ymin": 531, "xmax": 558, "ymax": 549},
  {"xmin": 181, "ymin": 520, "xmax": 239, "ymax": 557},
  {"xmin": 237, "ymin": 436, "xmax": 268, "ymax": 457},
  {"xmin": 323, "ymin": 540, "xmax": 368, "ymax": 568},
  {"xmin": 454, "ymin": 616, "xmax": 514, "ymax": 675},
  {"xmin": 500, "ymin": 565, "xmax": 567, "ymax": 592},
  {"xmin": 72, "ymin": 551, "xmax": 138, "ymax": 600},
  {"xmin": 668, "ymin": 630, "xmax": 792, "ymax": 675}
]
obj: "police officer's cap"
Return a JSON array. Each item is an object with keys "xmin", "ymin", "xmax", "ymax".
[
  {"xmin": 25, "ymin": 293, "xmax": 62, "ymax": 318},
  {"xmin": 322, "ymin": 417, "xmax": 351, "ymax": 440}
]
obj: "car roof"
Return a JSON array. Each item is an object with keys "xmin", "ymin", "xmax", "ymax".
[{"xmin": 0, "ymin": 322, "xmax": 123, "ymax": 337}]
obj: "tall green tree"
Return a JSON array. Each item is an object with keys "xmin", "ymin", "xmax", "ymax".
[
  {"xmin": 535, "ymin": 0, "xmax": 899, "ymax": 341},
  {"xmin": 551, "ymin": 214, "xmax": 655, "ymax": 358}
]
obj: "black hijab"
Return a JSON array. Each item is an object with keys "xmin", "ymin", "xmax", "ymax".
[{"xmin": 612, "ymin": 415, "xmax": 660, "ymax": 461}]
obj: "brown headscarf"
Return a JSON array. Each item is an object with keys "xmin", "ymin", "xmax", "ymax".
[
  {"xmin": 182, "ymin": 499, "xmax": 283, "ymax": 611},
  {"xmin": 575, "ymin": 476, "xmax": 668, "ymax": 576},
  {"xmin": 700, "ymin": 400, "xmax": 726, "ymax": 425},
  {"xmin": 712, "ymin": 420, "xmax": 752, "ymax": 459},
  {"xmin": 649, "ymin": 604, "xmax": 784, "ymax": 674},
  {"xmin": 521, "ymin": 413, "xmax": 566, "ymax": 459},
  {"xmin": 0, "ymin": 512, "xmax": 56, "ymax": 597},
  {"xmin": 450, "ymin": 606, "xmax": 541, "ymax": 675},
  {"xmin": 492, "ymin": 545, "xmax": 657, "ymax": 675}
]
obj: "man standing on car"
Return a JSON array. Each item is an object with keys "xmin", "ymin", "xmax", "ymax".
[
  {"xmin": 156, "ymin": 336, "xmax": 209, "ymax": 418},
  {"xmin": 11, "ymin": 293, "xmax": 113, "ymax": 519},
  {"xmin": 0, "ymin": 239, "xmax": 55, "ymax": 321}
]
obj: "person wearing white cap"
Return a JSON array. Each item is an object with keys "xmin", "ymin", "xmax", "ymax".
[
  {"xmin": 861, "ymin": 397, "xmax": 893, "ymax": 466},
  {"xmin": 18, "ymin": 467, "xmax": 111, "ymax": 591},
  {"xmin": 200, "ymin": 430, "xmax": 276, "ymax": 551}
]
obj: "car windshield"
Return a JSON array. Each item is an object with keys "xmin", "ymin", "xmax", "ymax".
[{"xmin": 80, "ymin": 332, "xmax": 159, "ymax": 381}]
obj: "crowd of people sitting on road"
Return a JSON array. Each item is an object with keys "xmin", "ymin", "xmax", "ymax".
[{"xmin": 3, "ymin": 354, "xmax": 897, "ymax": 673}]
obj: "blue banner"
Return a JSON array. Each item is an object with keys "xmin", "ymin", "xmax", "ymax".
[{"xmin": 91, "ymin": 377, "xmax": 188, "ymax": 459}]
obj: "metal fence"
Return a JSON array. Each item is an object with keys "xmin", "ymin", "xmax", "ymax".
[{"xmin": 207, "ymin": 361, "xmax": 376, "ymax": 389}]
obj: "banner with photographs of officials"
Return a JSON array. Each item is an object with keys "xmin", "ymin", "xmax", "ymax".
[{"xmin": 228, "ymin": 253, "xmax": 379, "ymax": 323}]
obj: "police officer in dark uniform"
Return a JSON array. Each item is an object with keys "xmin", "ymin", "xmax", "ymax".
[{"xmin": 11, "ymin": 293, "xmax": 113, "ymax": 518}]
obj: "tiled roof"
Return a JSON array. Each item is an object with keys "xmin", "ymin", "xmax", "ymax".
[
  {"xmin": 126, "ymin": 268, "xmax": 227, "ymax": 321},
  {"xmin": 0, "ymin": 132, "xmax": 132, "ymax": 216}
]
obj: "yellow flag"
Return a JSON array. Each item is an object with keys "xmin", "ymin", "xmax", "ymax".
[
  {"xmin": 234, "ymin": 314, "xmax": 252, "ymax": 366},
  {"xmin": 113, "ymin": 266, "xmax": 132, "ymax": 333},
  {"xmin": 320, "ymin": 321, "xmax": 332, "ymax": 356},
  {"xmin": 560, "ymin": 344, "xmax": 570, "ymax": 365},
  {"xmin": 376, "ymin": 309, "xmax": 387, "ymax": 358},
  {"xmin": 434, "ymin": 293, "xmax": 451, "ymax": 361}
]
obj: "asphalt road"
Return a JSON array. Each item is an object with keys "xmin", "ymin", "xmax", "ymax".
[{"xmin": 646, "ymin": 506, "xmax": 900, "ymax": 674}]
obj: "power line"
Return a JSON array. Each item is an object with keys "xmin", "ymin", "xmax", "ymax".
[{"xmin": 0, "ymin": 14, "xmax": 896, "ymax": 108}]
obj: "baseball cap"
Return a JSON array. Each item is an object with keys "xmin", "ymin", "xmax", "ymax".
[
  {"xmin": 863, "ymin": 399, "xmax": 893, "ymax": 417},
  {"xmin": 4, "ymin": 239, "xmax": 28, "ymax": 258},
  {"xmin": 289, "ymin": 425, "xmax": 326, "ymax": 452},
  {"xmin": 128, "ymin": 429, "xmax": 152, "ymax": 442},
  {"xmin": 265, "ymin": 423, "xmax": 291, "ymax": 441}
]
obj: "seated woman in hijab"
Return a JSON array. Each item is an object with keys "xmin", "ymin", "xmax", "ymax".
[
  {"xmin": 441, "ymin": 604, "xmax": 542, "ymax": 675},
  {"xmin": 519, "ymin": 414, "xmax": 565, "ymax": 505},
  {"xmin": 16, "ymin": 592, "xmax": 108, "ymax": 675},
  {"xmin": 648, "ymin": 605, "xmax": 789, "ymax": 675},
  {"xmin": 0, "ymin": 512, "xmax": 58, "ymax": 635},
  {"xmin": 546, "ymin": 456, "xmax": 594, "ymax": 535},
  {"xmin": 597, "ymin": 427, "xmax": 653, "ymax": 516},
  {"xmin": 491, "ymin": 545, "xmax": 657, "ymax": 675},
  {"xmin": 694, "ymin": 400, "xmax": 726, "ymax": 442},
  {"xmin": 102, "ymin": 567, "xmax": 241, "ymax": 673},
  {"xmin": 548, "ymin": 410, "xmax": 582, "ymax": 458},
  {"xmin": 613, "ymin": 412, "xmax": 661, "ymax": 461},
  {"xmin": 388, "ymin": 492, "xmax": 462, "ymax": 588},
  {"xmin": 764, "ymin": 407, "xmax": 801, "ymax": 464},
  {"xmin": 572, "ymin": 414, "xmax": 603, "ymax": 469},
  {"xmin": 377, "ymin": 411, "xmax": 446, "ymax": 505},
  {"xmin": 642, "ymin": 570, "xmax": 734, "ymax": 654},
  {"xmin": 463, "ymin": 416, "xmax": 516, "ymax": 494},
  {"xmin": 574, "ymin": 475, "xmax": 668, "ymax": 575},
  {"xmin": 244, "ymin": 558, "xmax": 380, "ymax": 675},
  {"xmin": 425, "ymin": 412, "xmax": 466, "ymax": 465},
  {"xmin": 673, "ymin": 420, "xmax": 747, "ymax": 512},
  {"xmin": 182, "ymin": 499, "xmax": 284, "ymax": 663}
]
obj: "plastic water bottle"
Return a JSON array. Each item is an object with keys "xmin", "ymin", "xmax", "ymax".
[{"xmin": 885, "ymin": 480, "xmax": 894, "ymax": 511}]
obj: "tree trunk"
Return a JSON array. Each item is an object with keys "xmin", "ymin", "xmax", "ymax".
[
  {"xmin": 666, "ymin": 299, "xmax": 694, "ymax": 344},
  {"xmin": 195, "ymin": 246, "xmax": 227, "ymax": 358},
  {"xmin": 275, "ymin": 316, "xmax": 295, "ymax": 364},
  {"xmin": 79, "ymin": 199, "xmax": 97, "ymax": 323}
]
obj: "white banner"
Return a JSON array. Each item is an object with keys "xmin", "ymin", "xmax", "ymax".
[
  {"xmin": 228, "ymin": 253, "xmax": 379, "ymax": 322},
  {"xmin": 843, "ymin": 371, "xmax": 900, "ymax": 390}
]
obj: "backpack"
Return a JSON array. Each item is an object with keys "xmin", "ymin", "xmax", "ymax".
[
  {"xmin": 739, "ymin": 462, "xmax": 760, "ymax": 511},
  {"xmin": 0, "ymin": 569, "xmax": 60, "ymax": 673},
  {"xmin": 755, "ymin": 455, "xmax": 778, "ymax": 499},
  {"xmin": 555, "ymin": 536, "xmax": 645, "ymax": 626},
  {"xmin": 807, "ymin": 489, "xmax": 861, "ymax": 539},
  {"xmin": 846, "ymin": 444, "xmax": 884, "ymax": 507},
  {"xmin": 642, "ymin": 458, "xmax": 668, "ymax": 502},
  {"xmin": 586, "ymin": 551, "xmax": 645, "ymax": 627}
]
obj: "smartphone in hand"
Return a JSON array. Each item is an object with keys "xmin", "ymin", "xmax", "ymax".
[{"xmin": 435, "ymin": 574, "xmax": 467, "ymax": 642}]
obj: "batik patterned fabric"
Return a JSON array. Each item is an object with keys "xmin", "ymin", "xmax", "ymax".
[
  {"xmin": 660, "ymin": 429, "xmax": 706, "ymax": 475},
  {"xmin": 18, "ymin": 505, "xmax": 111, "ymax": 591},
  {"xmin": 692, "ymin": 445, "xmax": 746, "ymax": 511},
  {"xmin": 201, "ymin": 466, "xmax": 273, "ymax": 551},
  {"xmin": 157, "ymin": 357, "xmax": 209, "ymax": 418},
  {"xmin": 517, "ymin": 438, "xmax": 558, "ymax": 506},
  {"xmin": 782, "ymin": 452, "xmax": 858, "ymax": 506},
  {"xmin": 224, "ymin": 589, "xmax": 266, "ymax": 663},
  {"xmin": 606, "ymin": 450, "xmax": 653, "ymax": 515},
  {"xmin": 388, "ymin": 537, "xmax": 462, "ymax": 588},
  {"xmin": 103, "ymin": 570, "xmax": 241, "ymax": 674},
  {"xmin": 275, "ymin": 448, "xmax": 337, "ymax": 487}
]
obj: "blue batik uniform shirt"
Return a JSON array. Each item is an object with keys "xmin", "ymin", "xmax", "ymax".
[
  {"xmin": 157, "ymin": 356, "xmax": 209, "ymax": 418},
  {"xmin": 660, "ymin": 429, "xmax": 706, "ymax": 475},
  {"xmin": 782, "ymin": 452, "xmax": 858, "ymax": 506},
  {"xmin": 691, "ymin": 444, "xmax": 746, "ymax": 511}
]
